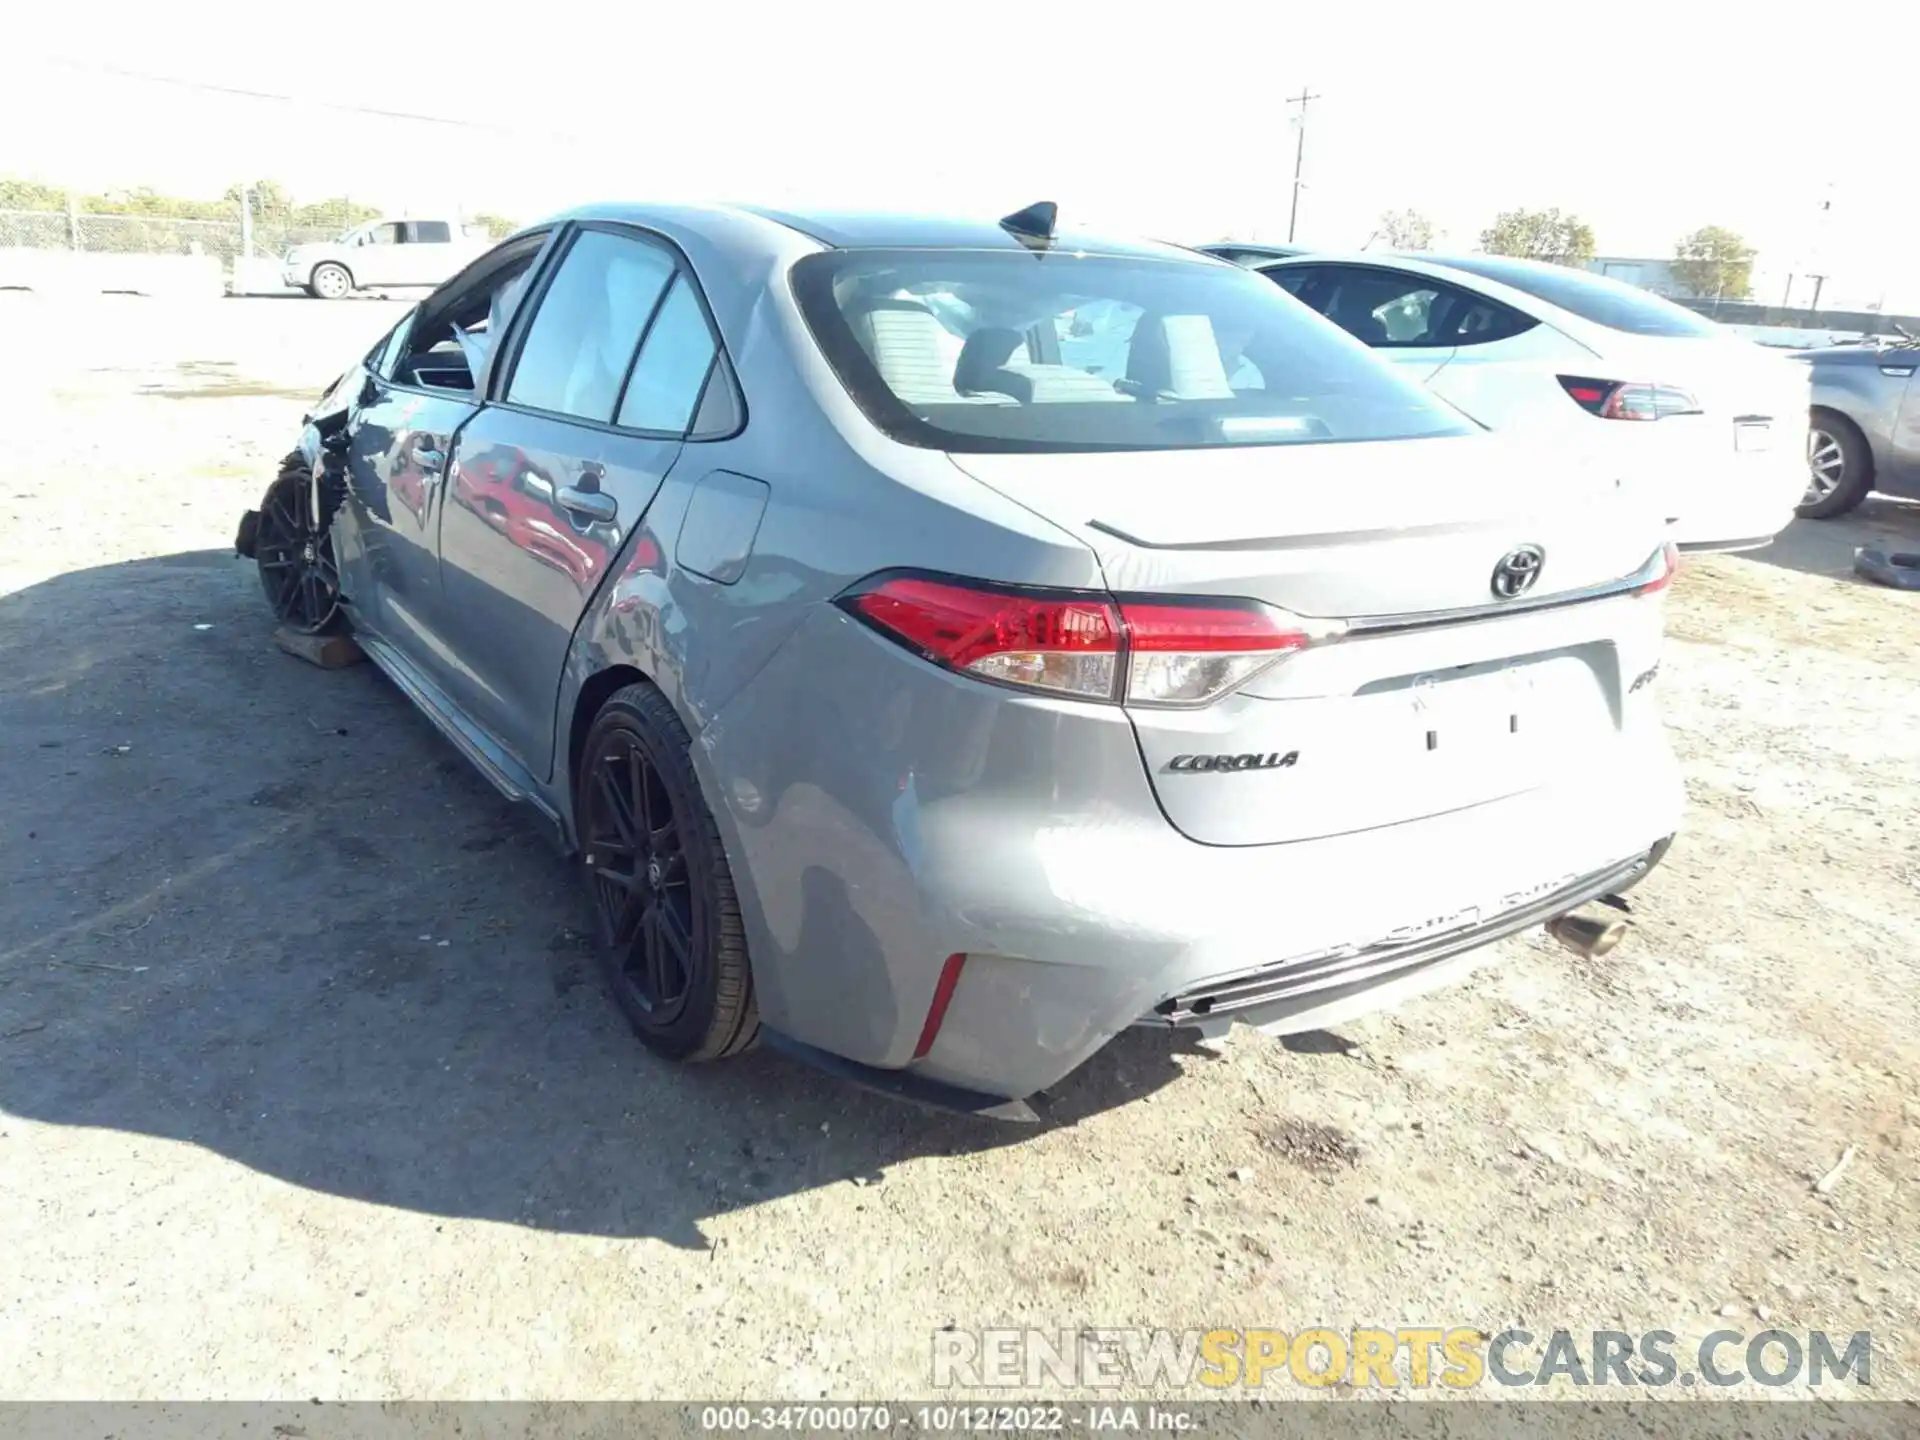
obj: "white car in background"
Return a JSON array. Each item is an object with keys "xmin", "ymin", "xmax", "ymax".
[
  {"xmin": 282, "ymin": 217, "xmax": 491, "ymax": 299},
  {"xmin": 1256, "ymin": 253, "xmax": 1811, "ymax": 552}
]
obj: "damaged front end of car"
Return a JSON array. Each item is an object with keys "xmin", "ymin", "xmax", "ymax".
[
  {"xmin": 235, "ymin": 373, "xmax": 357, "ymax": 562},
  {"xmin": 236, "ymin": 383, "xmax": 356, "ymax": 634}
]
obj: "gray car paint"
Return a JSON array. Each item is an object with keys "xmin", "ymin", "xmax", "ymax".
[
  {"xmin": 1796, "ymin": 345, "xmax": 1920, "ymax": 499},
  {"xmin": 293, "ymin": 202, "xmax": 1681, "ymax": 1104},
  {"xmin": 676, "ymin": 471, "xmax": 771, "ymax": 585},
  {"xmin": 343, "ymin": 387, "xmax": 474, "ymax": 650}
]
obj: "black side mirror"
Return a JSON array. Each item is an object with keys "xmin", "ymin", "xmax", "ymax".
[{"xmin": 359, "ymin": 373, "xmax": 379, "ymax": 407}]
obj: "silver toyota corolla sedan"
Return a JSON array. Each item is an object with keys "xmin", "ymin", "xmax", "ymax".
[{"xmin": 238, "ymin": 201, "xmax": 1683, "ymax": 1119}]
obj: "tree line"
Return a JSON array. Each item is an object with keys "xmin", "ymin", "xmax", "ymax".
[
  {"xmin": 0, "ymin": 177, "xmax": 517, "ymax": 240},
  {"xmin": 1372, "ymin": 206, "xmax": 1757, "ymax": 300},
  {"xmin": 7, "ymin": 175, "xmax": 1755, "ymax": 297}
]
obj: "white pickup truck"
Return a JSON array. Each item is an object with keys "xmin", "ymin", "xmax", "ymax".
[{"xmin": 282, "ymin": 217, "xmax": 492, "ymax": 299}]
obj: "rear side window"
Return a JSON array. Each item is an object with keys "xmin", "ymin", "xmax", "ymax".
[
  {"xmin": 791, "ymin": 249, "xmax": 1472, "ymax": 453},
  {"xmin": 1305, "ymin": 268, "xmax": 1445, "ymax": 346},
  {"xmin": 617, "ymin": 276, "xmax": 719, "ymax": 433},
  {"xmin": 507, "ymin": 230, "xmax": 675, "ymax": 422},
  {"xmin": 1272, "ymin": 264, "xmax": 1536, "ymax": 348},
  {"xmin": 1444, "ymin": 290, "xmax": 1535, "ymax": 347},
  {"xmin": 1438, "ymin": 256, "xmax": 1722, "ymax": 338},
  {"xmin": 409, "ymin": 220, "xmax": 452, "ymax": 244}
]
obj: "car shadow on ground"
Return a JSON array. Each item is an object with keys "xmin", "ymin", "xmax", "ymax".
[
  {"xmin": 1735, "ymin": 496, "xmax": 1920, "ymax": 583},
  {"xmin": 0, "ymin": 549, "xmax": 1217, "ymax": 1248}
]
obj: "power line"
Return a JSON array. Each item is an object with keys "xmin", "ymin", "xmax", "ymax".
[
  {"xmin": 35, "ymin": 53, "xmax": 568, "ymax": 139},
  {"xmin": 1285, "ymin": 87, "xmax": 1321, "ymax": 243}
]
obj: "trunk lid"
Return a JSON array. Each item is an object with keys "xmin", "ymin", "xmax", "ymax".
[
  {"xmin": 1572, "ymin": 333, "xmax": 1813, "ymax": 533},
  {"xmin": 949, "ymin": 433, "xmax": 1667, "ymax": 845}
]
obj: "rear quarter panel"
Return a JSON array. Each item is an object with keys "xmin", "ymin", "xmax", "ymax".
[{"xmin": 1423, "ymin": 322, "xmax": 1599, "ymax": 436}]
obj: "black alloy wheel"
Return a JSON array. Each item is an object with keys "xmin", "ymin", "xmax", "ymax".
[
  {"xmin": 254, "ymin": 459, "xmax": 344, "ymax": 634},
  {"xmin": 585, "ymin": 726, "xmax": 697, "ymax": 1027},
  {"xmin": 577, "ymin": 683, "xmax": 758, "ymax": 1061}
]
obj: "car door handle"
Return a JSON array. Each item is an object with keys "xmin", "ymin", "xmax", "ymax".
[{"xmin": 556, "ymin": 485, "xmax": 617, "ymax": 523}]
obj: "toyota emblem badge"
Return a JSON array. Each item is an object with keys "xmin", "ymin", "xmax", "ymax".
[{"xmin": 1490, "ymin": 545, "xmax": 1545, "ymax": 600}]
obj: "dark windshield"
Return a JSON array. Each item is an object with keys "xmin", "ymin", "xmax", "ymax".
[
  {"xmin": 791, "ymin": 249, "xmax": 1474, "ymax": 453},
  {"xmin": 1436, "ymin": 256, "xmax": 1723, "ymax": 339}
]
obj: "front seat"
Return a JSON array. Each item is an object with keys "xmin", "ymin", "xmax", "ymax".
[{"xmin": 452, "ymin": 269, "xmax": 528, "ymax": 389}]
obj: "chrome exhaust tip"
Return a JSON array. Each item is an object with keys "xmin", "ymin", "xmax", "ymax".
[{"xmin": 1546, "ymin": 909, "xmax": 1629, "ymax": 959}]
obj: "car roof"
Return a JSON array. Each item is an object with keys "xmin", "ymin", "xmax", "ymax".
[{"xmin": 542, "ymin": 201, "xmax": 1205, "ymax": 262}]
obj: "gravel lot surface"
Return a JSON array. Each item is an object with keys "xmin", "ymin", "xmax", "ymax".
[{"xmin": 2, "ymin": 296, "xmax": 1915, "ymax": 1405}]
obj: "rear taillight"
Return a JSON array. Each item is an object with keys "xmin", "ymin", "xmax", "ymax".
[
  {"xmin": 841, "ymin": 574, "xmax": 1328, "ymax": 707},
  {"xmin": 846, "ymin": 576, "xmax": 1122, "ymax": 701},
  {"xmin": 1558, "ymin": 376, "xmax": 1702, "ymax": 421},
  {"xmin": 1634, "ymin": 541, "xmax": 1680, "ymax": 597},
  {"xmin": 1121, "ymin": 599, "xmax": 1312, "ymax": 705}
]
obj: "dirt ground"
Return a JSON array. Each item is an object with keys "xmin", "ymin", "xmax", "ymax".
[{"xmin": 1, "ymin": 295, "xmax": 1915, "ymax": 1404}]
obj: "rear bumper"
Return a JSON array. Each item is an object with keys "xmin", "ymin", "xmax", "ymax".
[
  {"xmin": 703, "ymin": 606, "xmax": 1686, "ymax": 1107},
  {"xmin": 1663, "ymin": 435, "xmax": 1807, "ymax": 549},
  {"xmin": 1140, "ymin": 839, "xmax": 1669, "ymax": 1036},
  {"xmin": 901, "ymin": 752, "xmax": 1681, "ymax": 1102},
  {"xmin": 758, "ymin": 1030, "xmax": 1041, "ymax": 1122},
  {"xmin": 1676, "ymin": 534, "xmax": 1776, "ymax": 555}
]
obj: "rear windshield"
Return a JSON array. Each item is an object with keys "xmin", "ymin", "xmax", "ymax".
[
  {"xmin": 790, "ymin": 249, "xmax": 1474, "ymax": 453},
  {"xmin": 1436, "ymin": 256, "xmax": 1723, "ymax": 339}
]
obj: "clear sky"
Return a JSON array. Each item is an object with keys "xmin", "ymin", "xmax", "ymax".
[{"xmin": 8, "ymin": 1, "xmax": 1914, "ymax": 308}]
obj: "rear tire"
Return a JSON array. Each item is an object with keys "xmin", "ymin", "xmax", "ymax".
[
  {"xmin": 1797, "ymin": 410, "xmax": 1873, "ymax": 519},
  {"xmin": 310, "ymin": 262, "xmax": 352, "ymax": 300},
  {"xmin": 576, "ymin": 682, "xmax": 758, "ymax": 1062}
]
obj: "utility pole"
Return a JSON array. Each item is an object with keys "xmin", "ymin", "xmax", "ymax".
[
  {"xmin": 1783, "ymin": 183, "xmax": 1833, "ymax": 317},
  {"xmin": 1806, "ymin": 274, "xmax": 1827, "ymax": 313},
  {"xmin": 1286, "ymin": 87, "xmax": 1321, "ymax": 243}
]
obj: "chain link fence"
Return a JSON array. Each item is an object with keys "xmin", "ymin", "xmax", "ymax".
[
  {"xmin": 2, "ymin": 202, "xmax": 375, "ymax": 261},
  {"xmin": 0, "ymin": 210, "xmax": 76, "ymax": 251},
  {"xmin": 1, "ymin": 190, "xmax": 513, "ymax": 292},
  {"xmin": 249, "ymin": 197, "xmax": 377, "ymax": 261}
]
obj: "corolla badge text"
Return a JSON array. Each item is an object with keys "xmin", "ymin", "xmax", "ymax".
[{"xmin": 1165, "ymin": 751, "xmax": 1299, "ymax": 774}]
